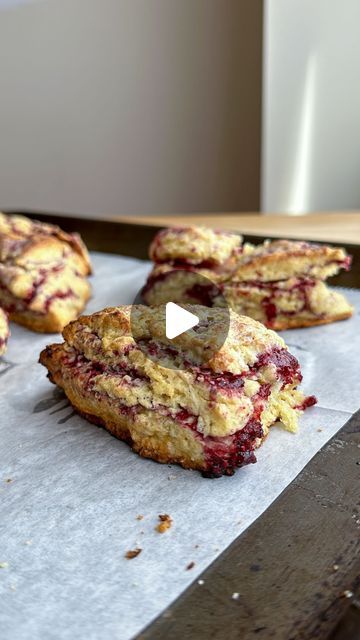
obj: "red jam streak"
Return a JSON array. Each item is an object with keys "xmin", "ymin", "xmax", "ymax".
[
  {"xmin": 143, "ymin": 257, "xmax": 352, "ymax": 328},
  {"xmin": 0, "ymin": 264, "xmax": 77, "ymax": 315},
  {"xmin": 58, "ymin": 337, "xmax": 314, "ymax": 478},
  {"xmin": 185, "ymin": 283, "xmax": 220, "ymax": 306},
  {"xmin": 295, "ymin": 395, "xmax": 317, "ymax": 410},
  {"xmin": 255, "ymin": 346, "xmax": 302, "ymax": 385},
  {"xmin": 201, "ymin": 418, "xmax": 264, "ymax": 478}
]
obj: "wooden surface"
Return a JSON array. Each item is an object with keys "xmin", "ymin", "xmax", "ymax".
[{"xmin": 114, "ymin": 212, "xmax": 360, "ymax": 245}]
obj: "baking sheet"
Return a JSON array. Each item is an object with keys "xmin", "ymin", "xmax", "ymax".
[{"xmin": 0, "ymin": 252, "xmax": 359, "ymax": 640}]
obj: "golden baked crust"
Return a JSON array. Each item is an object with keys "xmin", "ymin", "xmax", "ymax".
[
  {"xmin": 0, "ymin": 307, "xmax": 9, "ymax": 355},
  {"xmin": 232, "ymin": 239, "xmax": 350, "ymax": 282},
  {"xmin": 0, "ymin": 212, "xmax": 92, "ymax": 333},
  {"xmin": 149, "ymin": 226, "xmax": 242, "ymax": 266},
  {"xmin": 143, "ymin": 227, "xmax": 353, "ymax": 330},
  {"xmin": 40, "ymin": 304, "xmax": 316, "ymax": 477},
  {"xmin": 0, "ymin": 212, "xmax": 91, "ymax": 269}
]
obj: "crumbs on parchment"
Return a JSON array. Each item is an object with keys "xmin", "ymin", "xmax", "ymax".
[
  {"xmin": 156, "ymin": 514, "xmax": 172, "ymax": 533},
  {"xmin": 125, "ymin": 548, "xmax": 142, "ymax": 560},
  {"xmin": 186, "ymin": 561, "xmax": 195, "ymax": 571},
  {"xmin": 136, "ymin": 515, "xmax": 144, "ymax": 521}
]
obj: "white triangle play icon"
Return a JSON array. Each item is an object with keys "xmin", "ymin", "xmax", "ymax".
[{"xmin": 165, "ymin": 302, "xmax": 199, "ymax": 340}]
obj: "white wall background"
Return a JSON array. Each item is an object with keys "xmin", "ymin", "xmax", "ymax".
[
  {"xmin": 262, "ymin": 0, "xmax": 360, "ymax": 213},
  {"xmin": 0, "ymin": 0, "xmax": 261, "ymax": 217}
]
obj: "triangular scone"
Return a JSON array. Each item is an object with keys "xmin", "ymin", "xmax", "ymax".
[
  {"xmin": 40, "ymin": 305, "xmax": 316, "ymax": 477},
  {"xmin": 0, "ymin": 307, "xmax": 9, "ymax": 355},
  {"xmin": 0, "ymin": 213, "xmax": 92, "ymax": 333},
  {"xmin": 144, "ymin": 228, "xmax": 353, "ymax": 330}
]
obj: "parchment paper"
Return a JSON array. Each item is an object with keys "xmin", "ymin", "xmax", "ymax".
[{"xmin": 0, "ymin": 252, "xmax": 359, "ymax": 640}]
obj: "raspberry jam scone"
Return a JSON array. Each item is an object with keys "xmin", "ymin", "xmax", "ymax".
[
  {"xmin": 40, "ymin": 304, "xmax": 316, "ymax": 477},
  {"xmin": 144, "ymin": 228, "xmax": 353, "ymax": 330},
  {"xmin": 0, "ymin": 307, "xmax": 9, "ymax": 355},
  {"xmin": 150, "ymin": 226, "xmax": 243, "ymax": 268},
  {"xmin": 0, "ymin": 212, "xmax": 92, "ymax": 333}
]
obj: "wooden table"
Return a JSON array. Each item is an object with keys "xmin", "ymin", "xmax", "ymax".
[{"xmin": 115, "ymin": 212, "xmax": 360, "ymax": 245}]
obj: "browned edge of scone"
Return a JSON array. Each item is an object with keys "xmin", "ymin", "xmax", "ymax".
[{"xmin": 39, "ymin": 343, "xmax": 209, "ymax": 473}]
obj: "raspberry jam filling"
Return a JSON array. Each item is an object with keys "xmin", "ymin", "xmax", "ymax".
[
  {"xmin": 260, "ymin": 279, "xmax": 317, "ymax": 325},
  {"xmin": 184, "ymin": 283, "xmax": 220, "ymax": 306},
  {"xmin": 195, "ymin": 370, "xmax": 245, "ymax": 394},
  {"xmin": 61, "ymin": 351, "xmax": 266, "ymax": 478},
  {"xmin": 201, "ymin": 418, "xmax": 264, "ymax": 478},
  {"xmin": 255, "ymin": 346, "xmax": 302, "ymax": 386},
  {"xmin": 225, "ymin": 278, "xmax": 319, "ymax": 326},
  {"xmin": 43, "ymin": 290, "xmax": 75, "ymax": 312},
  {"xmin": 295, "ymin": 395, "xmax": 317, "ymax": 410},
  {"xmin": 340, "ymin": 255, "xmax": 352, "ymax": 271},
  {"xmin": 55, "ymin": 338, "xmax": 313, "ymax": 478},
  {"xmin": 171, "ymin": 407, "xmax": 265, "ymax": 477},
  {"xmin": 62, "ymin": 349, "xmax": 149, "ymax": 385},
  {"xmin": 0, "ymin": 263, "xmax": 78, "ymax": 315}
]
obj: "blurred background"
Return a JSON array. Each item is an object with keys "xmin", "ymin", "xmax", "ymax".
[{"xmin": 0, "ymin": 0, "xmax": 359, "ymax": 217}]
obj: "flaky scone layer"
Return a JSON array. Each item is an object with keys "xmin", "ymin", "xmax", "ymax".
[
  {"xmin": 142, "ymin": 267, "xmax": 353, "ymax": 330},
  {"xmin": 149, "ymin": 226, "xmax": 242, "ymax": 266},
  {"xmin": 0, "ymin": 213, "xmax": 92, "ymax": 332},
  {"xmin": 40, "ymin": 305, "xmax": 315, "ymax": 477},
  {"xmin": 0, "ymin": 307, "xmax": 9, "ymax": 355},
  {"xmin": 232, "ymin": 239, "xmax": 351, "ymax": 282},
  {"xmin": 221, "ymin": 280, "xmax": 353, "ymax": 330}
]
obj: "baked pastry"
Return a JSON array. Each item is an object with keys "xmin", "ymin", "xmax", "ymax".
[
  {"xmin": 144, "ymin": 228, "xmax": 353, "ymax": 330},
  {"xmin": 0, "ymin": 307, "xmax": 9, "ymax": 355},
  {"xmin": 40, "ymin": 304, "xmax": 316, "ymax": 477},
  {"xmin": 0, "ymin": 212, "xmax": 92, "ymax": 332},
  {"xmin": 149, "ymin": 225, "xmax": 242, "ymax": 267}
]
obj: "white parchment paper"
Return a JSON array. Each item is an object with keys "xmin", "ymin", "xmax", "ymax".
[{"xmin": 0, "ymin": 252, "xmax": 359, "ymax": 640}]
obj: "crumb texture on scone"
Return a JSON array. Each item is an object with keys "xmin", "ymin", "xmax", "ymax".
[
  {"xmin": 149, "ymin": 226, "xmax": 242, "ymax": 266},
  {"xmin": 40, "ymin": 304, "xmax": 316, "ymax": 477},
  {"xmin": 0, "ymin": 307, "xmax": 9, "ymax": 356},
  {"xmin": 0, "ymin": 212, "xmax": 92, "ymax": 332},
  {"xmin": 143, "ymin": 227, "xmax": 353, "ymax": 330}
]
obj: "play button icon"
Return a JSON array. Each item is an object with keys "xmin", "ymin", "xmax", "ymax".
[
  {"xmin": 165, "ymin": 302, "xmax": 199, "ymax": 339},
  {"xmin": 130, "ymin": 269, "xmax": 230, "ymax": 370}
]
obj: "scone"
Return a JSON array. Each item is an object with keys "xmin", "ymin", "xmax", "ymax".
[
  {"xmin": 0, "ymin": 307, "xmax": 9, "ymax": 356},
  {"xmin": 144, "ymin": 228, "xmax": 353, "ymax": 330},
  {"xmin": 40, "ymin": 304, "xmax": 316, "ymax": 477},
  {"xmin": 0, "ymin": 212, "xmax": 92, "ymax": 332},
  {"xmin": 149, "ymin": 225, "xmax": 243, "ymax": 267}
]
